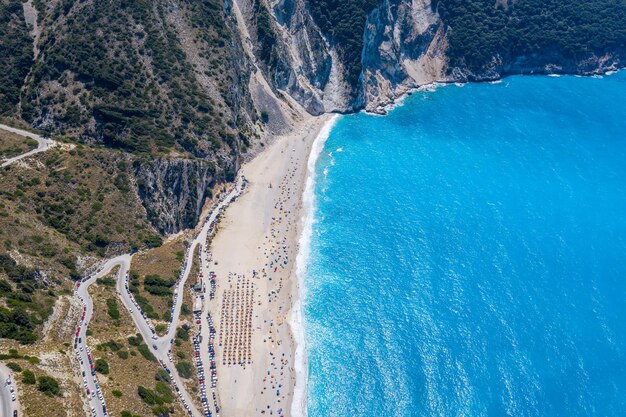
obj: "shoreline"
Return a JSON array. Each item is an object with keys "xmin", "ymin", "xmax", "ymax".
[
  {"xmin": 205, "ymin": 112, "xmax": 335, "ymax": 416},
  {"xmin": 290, "ymin": 115, "xmax": 339, "ymax": 417},
  {"xmin": 367, "ymin": 67, "xmax": 625, "ymax": 115},
  {"xmin": 201, "ymin": 68, "xmax": 625, "ymax": 417}
]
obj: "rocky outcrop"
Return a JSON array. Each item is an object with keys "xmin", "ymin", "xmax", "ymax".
[
  {"xmin": 133, "ymin": 158, "xmax": 223, "ymax": 234},
  {"xmin": 233, "ymin": 0, "xmax": 355, "ymax": 114},
  {"xmin": 358, "ymin": 0, "xmax": 449, "ymax": 111},
  {"xmin": 449, "ymin": 48, "xmax": 625, "ymax": 82}
]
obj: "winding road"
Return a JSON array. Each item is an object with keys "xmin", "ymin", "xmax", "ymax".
[
  {"xmin": 0, "ymin": 363, "xmax": 19, "ymax": 417},
  {"xmin": 0, "ymin": 123, "xmax": 53, "ymax": 168},
  {"xmin": 73, "ymin": 176, "xmax": 245, "ymax": 417}
]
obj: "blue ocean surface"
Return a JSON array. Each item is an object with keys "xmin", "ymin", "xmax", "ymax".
[{"xmin": 304, "ymin": 73, "xmax": 626, "ymax": 417}]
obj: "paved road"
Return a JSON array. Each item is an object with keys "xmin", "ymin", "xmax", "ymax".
[
  {"xmin": 0, "ymin": 123, "xmax": 54, "ymax": 168},
  {"xmin": 177, "ymin": 177, "xmax": 245, "ymax": 417},
  {"xmin": 0, "ymin": 363, "xmax": 20, "ymax": 417},
  {"xmin": 75, "ymin": 256, "xmax": 130, "ymax": 417},
  {"xmin": 72, "ymin": 177, "xmax": 245, "ymax": 417}
]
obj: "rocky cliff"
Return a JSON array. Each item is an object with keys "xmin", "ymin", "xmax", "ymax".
[
  {"xmin": 2, "ymin": 0, "xmax": 625, "ymax": 240},
  {"xmin": 358, "ymin": 0, "xmax": 448, "ymax": 111},
  {"xmin": 133, "ymin": 157, "xmax": 223, "ymax": 234}
]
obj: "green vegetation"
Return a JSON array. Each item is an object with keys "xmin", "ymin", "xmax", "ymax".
[
  {"xmin": 128, "ymin": 333, "xmax": 143, "ymax": 347},
  {"xmin": 106, "ymin": 298, "xmax": 120, "ymax": 320},
  {"xmin": 175, "ymin": 361, "xmax": 193, "ymax": 379},
  {"xmin": 95, "ymin": 358, "xmax": 110, "ymax": 374},
  {"xmin": 137, "ymin": 380, "xmax": 174, "ymax": 407},
  {"xmin": 0, "ymin": 130, "xmax": 38, "ymax": 159},
  {"xmin": 155, "ymin": 368, "xmax": 170, "ymax": 384},
  {"xmin": 306, "ymin": 0, "xmax": 379, "ymax": 87},
  {"xmin": 253, "ymin": 0, "xmax": 278, "ymax": 70},
  {"xmin": 143, "ymin": 274, "xmax": 175, "ymax": 297},
  {"xmin": 18, "ymin": 0, "xmax": 242, "ymax": 158},
  {"xmin": 180, "ymin": 303, "xmax": 191, "ymax": 316},
  {"xmin": 97, "ymin": 339, "xmax": 123, "ymax": 352},
  {"xmin": 134, "ymin": 293, "xmax": 158, "ymax": 319},
  {"xmin": 0, "ymin": 147, "xmax": 158, "ymax": 263},
  {"xmin": 22, "ymin": 369, "xmax": 36, "ymax": 384},
  {"xmin": 176, "ymin": 326, "xmax": 189, "ymax": 341},
  {"xmin": 98, "ymin": 276, "xmax": 116, "ymax": 287},
  {"xmin": 138, "ymin": 343, "xmax": 157, "ymax": 362},
  {"xmin": 0, "ymin": 0, "xmax": 33, "ymax": 116},
  {"xmin": 6, "ymin": 362, "xmax": 21, "ymax": 372},
  {"xmin": 0, "ymin": 255, "xmax": 55, "ymax": 344},
  {"xmin": 438, "ymin": 0, "xmax": 626, "ymax": 73},
  {"xmin": 37, "ymin": 375, "xmax": 60, "ymax": 396},
  {"xmin": 112, "ymin": 389, "xmax": 123, "ymax": 398}
]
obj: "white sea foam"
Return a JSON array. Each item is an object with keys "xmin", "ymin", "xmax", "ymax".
[
  {"xmin": 376, "ymin": 82, "xmax": 448, "ymax": 113},
  {"xmin": 290, "ymin": 114, "xmax": 339, "ymax": 417}
]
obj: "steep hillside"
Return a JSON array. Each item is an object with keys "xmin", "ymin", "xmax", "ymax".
[
  {"xmin": 20, "ymin": 0, "xmax": 254, "ymax": 159},
  {"xmin": 0, "ymin": 0, "xmax": 625, "ymax": 281},
  {"xmin": 0, "ymin": 0, "xmax": 33, "ymax": 116},
  {"xmin": 439, "ymin": 0, "xmax": 626, "ymax": 80}
]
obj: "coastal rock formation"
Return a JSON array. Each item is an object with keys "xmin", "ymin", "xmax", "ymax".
[
  {"xmin": 450, "ymin": 49, "xmax": 625, "ymax": 82},
  {"xmin": 233, "ymin": 0, "xmax": 354, "ymax": 114},
  {"xmin": 1, "ymin": 0, "xmax": 625, "ymax": 240},
  {"xmin": 133, "ymin": 158, "xmax": 225, "ymax": 234},
  {"xmin": 358, "ymin": 0, "xmax": 449, "ymax": 111}
]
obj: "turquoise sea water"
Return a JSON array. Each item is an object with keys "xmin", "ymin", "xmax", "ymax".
[{"xmin": 303, "ymin": 73, "xmax": 626, "ymax": 417}]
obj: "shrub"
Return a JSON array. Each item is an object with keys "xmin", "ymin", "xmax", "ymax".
[
  {"xmin": 155, "ymin": 369, "xmax": 170, "ymax": 383},
  {"xmin": 176, "ymin": 327, "xmax": 189, "ymax": 341},
  {"xmin": 112, "ymin": 390, "xmax": 123, "ymax": 398},
  {"xmin": 176, "ymin": 362, "xmax": 193, "ymax": 379},
  {"xmin": 37, "ymin": 375, "xmax": 60, "ymax": 396},
  {"xmin": 106, "ymin": 298, "xmax": 120, "ymax": 320},
  {"xmin": 138, "ymin": 386, "xmax": 158, "ymax": 405},
  {"xmin": 117, "ymin": 350, "xmax": 129, "ymax": 359},
  {"xmin": 180, "ymin": 304, "xmax": 190, "ymax": 316},
  {"xmin": 138, "ymin": 343, "xmax": 156, "ymax": 362},
  {"xmin": 95, "ymin": 358, "xmax": 109, "ymax": 374},
  {"xmin": 128, "ymin": 333, "xmax": 143, "ymax": 346},
  {"xmin": 6, "ymin": 362, "xmax": 21, "ymax": 372},
  {"xmin": 22, "ymin": 369, "xmax": 36, "ymax": 384}
]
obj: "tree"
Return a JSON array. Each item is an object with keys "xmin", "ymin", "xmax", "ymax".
[
  {"xmin": 22, "ymin": 370, "xmax": 36, "ymax": 384},
  {"xmin": 37, "ymin": 375, "xmax": 60, "ymax": 396},
  {"xmin": 175, "ymin": 362, "xmax": 193, "ymax": 379},
  {"xmin": 6, "ymin": 362, "xmax": 21, "ymax": 372},
  {"xmin": 95, "ymin": 358, "xmax": 109, "ymax": 374}
]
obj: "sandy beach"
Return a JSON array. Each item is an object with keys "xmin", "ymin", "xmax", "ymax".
[{"xmin": 205, "ymin": 113, "xmax": 334, "ymax": 416}]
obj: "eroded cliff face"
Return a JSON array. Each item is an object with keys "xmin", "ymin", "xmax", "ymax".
[
  {"xmin": 231, "ymin": 0, "xmax": 356, "ymax": 116},
  {"xmin": 449, "ymin": 49, "xmax": 625, "ymax": 82},
  {"xmin": 358, "ymin": 0, "xmax": 449, "ymax": 111},
  {"xmin": 8, "ymin": 0, "xmax": 624, "ymax": 241},
  {"xmin": 133, "ymin": 158, "xmax": 228, "ymax": 235}
]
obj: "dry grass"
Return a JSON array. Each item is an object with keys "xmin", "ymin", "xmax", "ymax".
[
  {"xmin": 0, "ymin": 144, "xmax": 158, "ymax": 280},
  {"xmin": 130, "ymin": 236, "xmax": 188, "ymax": 321},
  {"xmin": 0, "ymin": 296, "xmax": 85, "ymax": 417},
  {"xmin": 0, "ymin": 129, "xmax": 38, "ymax": 159},
  {"xmin": 87, "ymin": 273, "xmax": 187, "ymax": 416},
  {"xmin": 170, "ymin": 283, "xmax": 202, "ymax": 410}
]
